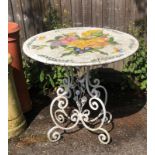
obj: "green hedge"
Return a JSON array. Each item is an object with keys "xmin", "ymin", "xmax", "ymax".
[{"xmin": 123, "ymin": 23, "xmax": 147, "ymax": 91}]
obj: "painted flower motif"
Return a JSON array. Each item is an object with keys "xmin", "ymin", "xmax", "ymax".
[
  {"xmin": 68, "ymin": 37, "xmax": 109, "ymax": 49},
  {"xmin": 74, "ymin": 48, "xmax": 84, "ymax": 54},
  {"xmin": 114, "ymin": 47, "xmax": 119, "ymax": 53},
  {"xmin": 50, "ymin": 36, "xmax": 78, "ymax": 48},
  {"xmin": 50, "ymin": 41, "xmax": 63, "ymax": 48},
  {"xmin": 38, "ymin": 36, "xmax": 46, "ymax": 40},
  {"xmin": 119, "ymin": 49, "xmax": 124, "ymax": 53},
  {"xmin": 113, "ymin": 48, "xmax": 124, "ymax": 53},
  {"xmin": 67, "ymin": 32, "xmax": 77, "ymax": 36},
  {"xmin": 81, "ymin": 30, "xmax": 103, "ymax": 38},
  {"xmin": 60, "ymin": 36, "xmax": 77, "ymax": 44},
  {"xmin": 33, "ymin": 29, "xmax": 121, "ymax": 56},
  {"xmin": 73, "ymin": 47, "xmax": 93, "ymax": 54}
]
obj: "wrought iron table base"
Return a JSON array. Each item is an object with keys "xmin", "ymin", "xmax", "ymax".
[{"xmin": 47, "ymin": 69, "xmax": 112, "ymax": 144}]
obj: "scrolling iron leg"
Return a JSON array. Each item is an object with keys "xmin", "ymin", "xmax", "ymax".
[{"xmin": 47, "ymin": 70, "xmax": 112, "ymax": 144}]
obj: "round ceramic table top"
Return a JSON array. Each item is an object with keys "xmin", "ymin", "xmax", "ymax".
[{"xmin": 23, "ymin": 27, "xmax": 139, "ymax": 67}]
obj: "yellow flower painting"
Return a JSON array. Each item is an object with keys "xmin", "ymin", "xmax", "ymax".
[{"xmin": 32, "ymin": 29, "xmax": 119, "ymax": 55}]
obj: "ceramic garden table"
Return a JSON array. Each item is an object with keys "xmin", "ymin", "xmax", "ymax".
[{"xmin": 23, "ymin": 27, "xmax": 139, "ymax": 144}]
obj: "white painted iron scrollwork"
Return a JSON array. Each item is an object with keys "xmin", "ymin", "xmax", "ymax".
[{"xmin": 47, "ymin": 69, "xmax": 112, "ymax": 144}]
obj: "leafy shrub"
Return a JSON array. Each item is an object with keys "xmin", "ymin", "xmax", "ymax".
[
  {"xmin": 23, "ymin": 8, "xmax": 71, "ymax": 95},
  {"xmin": 43, "ymin": 9, "xmax": 70, "ymax": 30},
  {"xmin": 23, "ymin": 58, "xmax": 72, "ymax": 95},
  {"xmin": 123, "ymin": 23, "xmax": 147, "ymax": 91}
]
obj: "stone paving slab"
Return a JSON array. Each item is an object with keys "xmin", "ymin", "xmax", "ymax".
[{"xmin": 9, "ymin": 89, "xmax": 147, "ymax": 155}]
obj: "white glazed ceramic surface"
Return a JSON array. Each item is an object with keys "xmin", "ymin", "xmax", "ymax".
[{"xmin": 23, "ymin": 27, "xmax": 139, "ymax": 66}]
